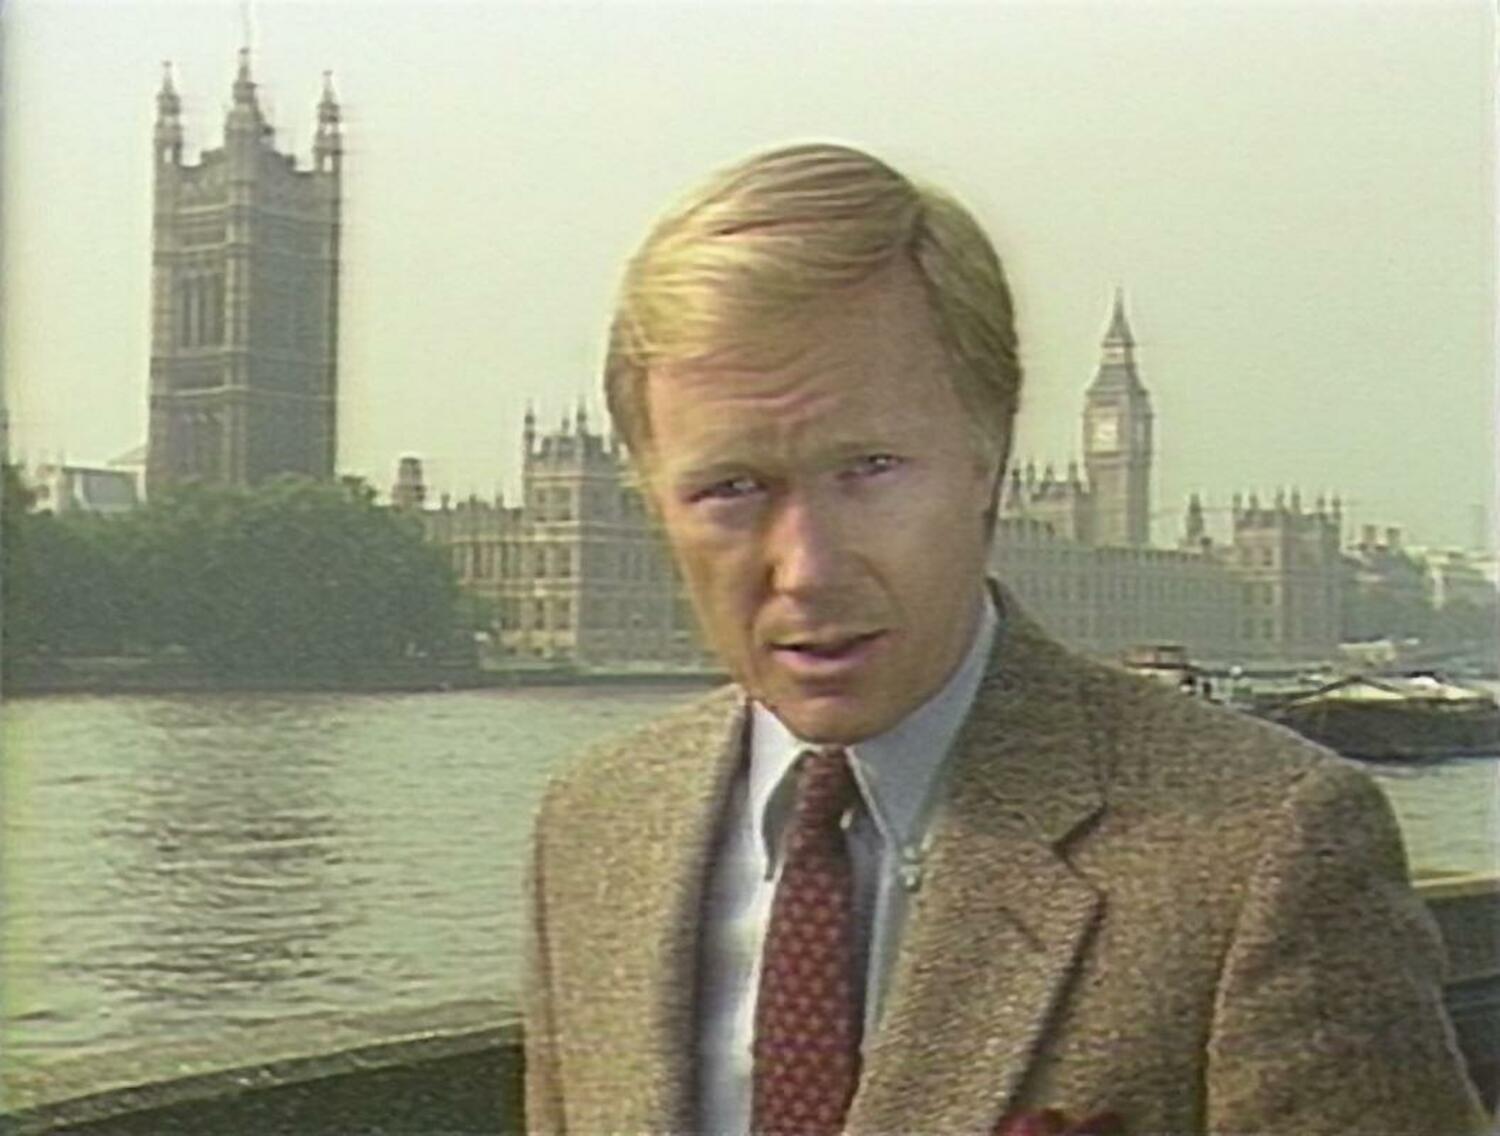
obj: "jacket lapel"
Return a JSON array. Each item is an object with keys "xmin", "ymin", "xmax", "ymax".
[
  {"xmin": 610, "ymin": 687, "xmax": 747, "ymax": 1135},
  {"xmin": 847, "ymin": 596, "xmax": 1111, "ymax": 1136}
]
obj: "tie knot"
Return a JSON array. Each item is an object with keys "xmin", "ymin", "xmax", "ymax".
[{"xmin": 790, "ymin": 748, "xmax": 859, "ymax": 837}]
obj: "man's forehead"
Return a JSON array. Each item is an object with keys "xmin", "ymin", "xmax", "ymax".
[
  {"xmin": 648, "ymin": 348, "xmax": 946, "ymax": 425},
  {"xmin": 644, "ymin": 364, "xmax": 956, "ymax": 483},
  {"xmin": 657, "ymin": 259, "xmax": 945, "ymax": 371}
]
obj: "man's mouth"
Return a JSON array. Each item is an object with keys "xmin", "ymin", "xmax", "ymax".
[
  {"xmin": 772, "ymin": 631, "xmax": 886, "ymax": 664},
  {"xmin": 780, "ymin": 630, "xmax": 882, "ymax": 657}
]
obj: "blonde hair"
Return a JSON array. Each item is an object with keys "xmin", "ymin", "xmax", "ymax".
[{"xmin": 604, "ymin": 142, "xmax": 1021, "ymax": 476}]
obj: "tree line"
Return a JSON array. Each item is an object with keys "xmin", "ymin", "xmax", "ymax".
[{"xmin": 2, "ymin": 467, "xmax": 458, "ymax": 676}]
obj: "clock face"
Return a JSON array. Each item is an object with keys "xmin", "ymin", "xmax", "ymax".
[{"xmin": 1089, "ymin": 415, "xmax": 1119, "ymax": 451}]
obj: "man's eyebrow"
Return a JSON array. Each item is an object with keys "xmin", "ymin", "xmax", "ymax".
[
  {"xmin": 821, "ymin": 438, "xmax": 907, "ymax": 461},
  {"xmin": 663, "ymin": 457, "xmax": 762, "ymax": 487},
  {"xmin": 666, "ymin": 440, "xmax": 911, "ymax": 489}
]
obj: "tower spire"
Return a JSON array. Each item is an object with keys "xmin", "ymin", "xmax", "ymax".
[
  {"xmin": 1185, "ymin": 492, "xmax": 1205, "ymax": 545},
  {"xmin": 154, "ymin": 61, "xmax": 184, "ymax": 166},
  {"xmin": 1104, "ymin": 286, "xmax": 1133, "ymax": 345},
  {"xmin": 233, "ymin": 47, "xmax": 255, "ymax": 105},
  {"xmin": 314, "ymin": 70, "xmax": 343, "ymax": 174},
  {"xmin": 1101, "ymin": 286, "xmax": 1137, "ymax": 368},
  {"xmin": 157, "ymin": 60, "xmax": 180, "ymax": 113},
  {"xmin": 225, "ymin": 47, "xmax": 264, "ymax": 140},
  {"xmin": 1088, "ymin": 287, "xmax": 1144, "ymax": 390}
]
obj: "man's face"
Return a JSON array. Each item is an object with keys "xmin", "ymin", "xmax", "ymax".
[{"xmin": 644, "ymin": 263, "xmax": 996, "ymax": 743}]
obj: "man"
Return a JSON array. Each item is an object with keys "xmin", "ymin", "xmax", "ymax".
[{"xmin": 524, "ymin": 142, "xmax": 1484, "ymax": 1135}]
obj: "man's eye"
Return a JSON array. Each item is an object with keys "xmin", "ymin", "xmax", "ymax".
[
  {"xmin": 847, "ymin": 453, "xmax": 902, "ymax": 478},
  {"xmin": 693, "ymin": 476, "xmax": 761, "ymax": 502}
]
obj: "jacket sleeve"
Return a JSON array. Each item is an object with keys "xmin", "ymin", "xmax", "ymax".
[
  {"xmin": 1205, "ymin": 758, "xmax": 1489, "ymax": 1135},
  {"xmin": 524, "ymin": 801, "xmax": 567, "ymax": 1136}
]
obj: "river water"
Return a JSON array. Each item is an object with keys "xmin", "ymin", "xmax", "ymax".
[{"xmin": 2, "ymin": 685, "xmax": 1497, "ymax": 1076}]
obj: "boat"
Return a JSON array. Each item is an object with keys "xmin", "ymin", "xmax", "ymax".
[
  {"xmin": 1121, "ymin": 643, "xmax": 1213, "ymax": 697},
  {"xmin": 1260, "ymin": 673, "xmax": 1500, "ymax": 761}
]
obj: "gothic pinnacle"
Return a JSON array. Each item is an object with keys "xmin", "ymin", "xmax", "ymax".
[
  {"xmin": 157, "ymin": 61, "xmax": 180, "ymax": 111},
  {"xmin": 1104, "ymin": 286, "xmax": 1134, "ymax": 347},
  {"xmin": 233, "ymin": 47, "xmax": 255, "ymax": 104}
]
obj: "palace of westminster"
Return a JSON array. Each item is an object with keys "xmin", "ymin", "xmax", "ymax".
[{"xmin": 44, "ymin": 54, "xmax": 1484, "ymax": 673}]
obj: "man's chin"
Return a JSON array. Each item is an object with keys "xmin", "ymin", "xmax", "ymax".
[{"xmin": 761, "ymin": 690, "xmax": 898, "ymax": 746}]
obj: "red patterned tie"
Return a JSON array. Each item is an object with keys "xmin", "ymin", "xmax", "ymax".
[{"xmin": 752, "ymin": 748, "xmax": 863, "ymax": 1136}]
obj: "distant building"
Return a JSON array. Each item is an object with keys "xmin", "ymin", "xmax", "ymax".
[
  {"xmin": 397, "ymin": 409, "xmax": 710, "ymax": 669},
  {"xmin": 1000, "ymin": 290, "xmax": 1152, "ymax": 548},
  {"xmin": 1083, "ymin": 289, "xmax": 1154, "ymax": 547},
  {"xmin": 146, "ymin": 52, "xmax": 342, "ymax": 494},
  {"xmin": 1225, "ymin": 491, "xmax": 1343, "ymax": 661},
  {"xmin": 1002, "ymin": 462, "xmax": 1096, "ymax": 545},
  {"xmin": 990, "ymin": 516, "xmax": 1245, "ymax": 663},
  {"xmin": 391, "ymin": 456, "xmax": 428, "ymax": 512},
  {"xmin": 1341, "ymin": 525, "xmax": 1429, "ymax": 643},
  {"xmin": 995, "ymin": 293, "xmax": 1342, "ymax": 664},
  {"xmin": 28, "ymin": 463, "xmax": 140, "ymax": 515},
  {"xmin": 1407, "ymin": 546, "xmax": 1500, "ymax": 613},
  {"xmin": 1472, "ymin": 551, "xmax": 1500, "ymax": 592}
]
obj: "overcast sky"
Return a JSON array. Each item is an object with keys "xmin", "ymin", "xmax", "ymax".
[{"xmin": 2, "ymin": 0, "xmax": 1493, "ymax": 549}]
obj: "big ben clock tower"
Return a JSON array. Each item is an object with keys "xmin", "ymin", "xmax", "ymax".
[{"xmin": 1083, "ymin": 289, "xmax": 1154, "ymax": 546}]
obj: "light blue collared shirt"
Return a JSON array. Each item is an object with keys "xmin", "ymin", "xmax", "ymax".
[{"xmin": 696, "ymin": 594, "xmax": 999, "ymax": 1136}]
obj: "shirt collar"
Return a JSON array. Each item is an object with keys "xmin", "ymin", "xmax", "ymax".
[{"xmin": 747, "ymin": 590, "xmax": 1000, "ymax": 875}]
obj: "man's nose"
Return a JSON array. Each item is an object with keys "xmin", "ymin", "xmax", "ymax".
[{"xmin": 767, "ymin": 491, "xmax": 845, "ymax": 597}]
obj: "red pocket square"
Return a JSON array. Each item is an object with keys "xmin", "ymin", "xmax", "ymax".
[{"xmin": 995, "ymin": 1107, "xmax": 1124, "ymax": 1136}]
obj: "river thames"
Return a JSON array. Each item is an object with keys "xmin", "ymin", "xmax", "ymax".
[{"xmin": 3, "ymin": 685, "xmax": 1497, "ymax": 1076}]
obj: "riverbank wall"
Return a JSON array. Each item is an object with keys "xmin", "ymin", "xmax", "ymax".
[{"xmin": 4, "ymin": 876, "xmax": 1496, "ymax": 1135}]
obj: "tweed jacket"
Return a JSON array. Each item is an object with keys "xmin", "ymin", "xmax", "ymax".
[{"xmin": 524, "ymin": 592, "xmax": 1485, "ymax": 1136}]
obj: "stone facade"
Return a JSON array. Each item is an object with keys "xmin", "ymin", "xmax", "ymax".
[
  {"xmin": 1342, "ymin": 525, "xmax": 1430, "ymax": 641},
  {"xmin": 989, "ymin": 517, "xmax": 1246, "ymax": 664},
  {"xmin": 146, "ymin": 54, "xmax": 341, "ymax": 494},
  {"xmin": 399, "ymin": 409, "xmax": 710, "ymax": 670},
  {"xmin": 1224, "ymin": 492, "xmax": 1344, "ymax": 661}
]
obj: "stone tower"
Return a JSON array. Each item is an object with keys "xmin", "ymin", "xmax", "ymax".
[
  {"xmin": 1182, "ymin": 492, "xmax": 1206, "ymax": 548},
  {"xmin": 1082, "ymin": 289, "xmax": 1154, "ymax": 547},
  {"xmin": 391, "ymin": 456, "xmax": 428, "ymax": 511},
  {"xmin": 146, "ymin": 54, "xmax": 342, "ymax": 493}
]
